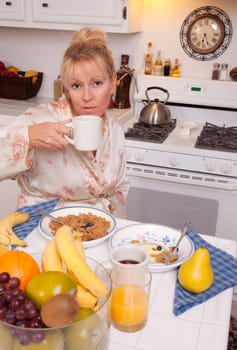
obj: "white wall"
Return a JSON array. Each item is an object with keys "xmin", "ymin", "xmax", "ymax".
[{"xmin": 0, "ymin": 0, "xmax": 236, "ymax": 99}]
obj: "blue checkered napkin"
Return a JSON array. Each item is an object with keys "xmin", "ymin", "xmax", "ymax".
[
  {"xmin": 173, "ymin": 231, "xmax": 237, "ymax": 316},
  {"xmin": 14, "ymin": 197, "xmax": 60, "ymax": 242}
]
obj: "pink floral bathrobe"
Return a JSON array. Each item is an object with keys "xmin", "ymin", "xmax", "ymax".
[{"xmin": 0, "ymin": 98, "xmax": 129, "ymax": 218}]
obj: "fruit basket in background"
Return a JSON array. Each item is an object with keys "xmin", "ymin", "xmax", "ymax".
[{"xmin": 0, "ymin": 71, "xmax": 43, "ymax": 100}]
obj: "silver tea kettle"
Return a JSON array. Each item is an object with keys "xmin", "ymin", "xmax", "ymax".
[{"xmin": 139, "ymin": 86, "xmax": 171, "ymax": 125}]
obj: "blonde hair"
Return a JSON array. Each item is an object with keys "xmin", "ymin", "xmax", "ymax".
[{"xmin": 61, "ymin": 27, "xmax": 115, "ymax": 85}]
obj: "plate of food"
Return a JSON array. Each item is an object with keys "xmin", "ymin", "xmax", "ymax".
[
  {"xmin": 109, "ymin": 224, "xmax": 194, "ymax": 272},
  {"xmin": 38, "ymin": 206, "xmax": 116, "ymax": 248}
]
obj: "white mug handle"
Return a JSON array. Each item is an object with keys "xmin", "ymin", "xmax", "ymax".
[{"xmin": 64, "ymin": 122, "xmax": 75, "ymax": 145}]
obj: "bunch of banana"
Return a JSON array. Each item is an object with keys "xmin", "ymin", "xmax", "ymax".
[
  {"xmin": 0, "ymin": 211, "xmax": 29, "ymax": 247},
  {"xmin": 42, "ymin": 225, "xmax": 108, "ymax": 309}
]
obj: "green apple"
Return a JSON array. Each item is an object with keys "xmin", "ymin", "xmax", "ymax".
[
  {"xmin": 64, "ymin": 312, "xmax": 109, "ymax": 350},
  {"xmin": 74, "ymin": 308, "xmax": 93, "ymax": 321},
  {"xmin": 25, "ymin": 271, "xmax": 77, "ymax": 309},
  {"xmin": 0, "ymin": 325, "xmax": 13, "ymax": 350}
]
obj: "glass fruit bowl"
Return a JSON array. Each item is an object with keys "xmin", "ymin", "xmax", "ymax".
[{"xmin": 0, "ymin": 253, "xmax": 112, "ymax": 350}]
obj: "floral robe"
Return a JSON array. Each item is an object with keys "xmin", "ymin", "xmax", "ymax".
[{"xmin": 0, "ymin": 97, "xmax": 129, "ymax": 218}]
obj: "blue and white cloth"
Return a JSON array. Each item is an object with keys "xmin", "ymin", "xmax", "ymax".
[
  {"xmin": 14, "ymin": 197, "xmax": 60, "ymax": 242},
  {"xmin": 174, "ymin": 230, "xmax": 237, "ymax": 316}
]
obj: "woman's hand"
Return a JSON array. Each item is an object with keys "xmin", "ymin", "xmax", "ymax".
[{"xmin": 28, "ymin": 119, "xmax": 72, "ymax": 151}]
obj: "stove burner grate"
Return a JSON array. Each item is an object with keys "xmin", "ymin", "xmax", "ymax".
[
  {"xmin": 195, "ymin": 122, "xmax": 237, "ymax": 153},
  {"xmin": 125, "ymin": 119, "xmax": 176, "ymax": 143}
]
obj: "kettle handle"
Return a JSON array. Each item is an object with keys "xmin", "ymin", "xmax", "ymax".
[{"xmin": 145, "ymin": 86, "xmax": 170, "ymax": 103}]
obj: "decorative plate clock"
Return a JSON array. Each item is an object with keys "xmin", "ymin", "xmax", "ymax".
[{"xmin": 180, "ymin": 6, "xmax": 233, "ymax": 61}]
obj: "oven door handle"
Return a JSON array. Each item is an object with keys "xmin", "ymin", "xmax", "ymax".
[{"xmin": 126, "ymin": 165, "xmax": 237, "ymax": 191}]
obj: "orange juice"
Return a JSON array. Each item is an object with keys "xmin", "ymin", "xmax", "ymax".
[{"xmin": 109, "ymin": 284, "xmax": 148, "ymax": 331}]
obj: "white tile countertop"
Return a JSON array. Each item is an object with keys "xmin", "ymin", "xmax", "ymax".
[{"xmin": 23, "ymin": 218, "xmax": 237, "ymax": 350}]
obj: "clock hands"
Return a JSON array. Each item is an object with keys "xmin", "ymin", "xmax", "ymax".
[{"xmin": 202, "ymin": 33, "xmax": 209, "ymax": 47}]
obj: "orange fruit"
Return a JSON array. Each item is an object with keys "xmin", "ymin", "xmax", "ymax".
[{"xmin": 0, "ymin": 250, "xmax": 40, "ymax": 291}]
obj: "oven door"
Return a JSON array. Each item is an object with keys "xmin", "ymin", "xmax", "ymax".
[{"xmin": 126, "ymin": 163, "xmax": 237, "ymax": 241}]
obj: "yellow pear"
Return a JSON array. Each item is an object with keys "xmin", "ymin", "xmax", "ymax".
[{"xmin": 178, "ymin": 246, "xmax": 214, "ymax": 293}]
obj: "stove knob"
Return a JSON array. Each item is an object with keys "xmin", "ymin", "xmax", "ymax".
[
  {"xmin": 220, "ymin": 162, "xmax": 232, "ymax": 174},
  {"xmin": 205, "ymin": 161, "xmax": 216, "ymax": 172},
  {"xmin": 169, "ymin": 156, "xmax": 179, "ymax": 167}
]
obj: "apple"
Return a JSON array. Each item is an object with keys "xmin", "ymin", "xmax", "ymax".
[
  {"xmin": 25, "ymin": 271, "xmax": 77, "ymax": 309},
  {"xmin": 64, "ymin": 311, "xmax": 109, "ymax": 350},
  {"xmin": 0, "ymin": 325, "xmax": 13, "ymax": 350}
]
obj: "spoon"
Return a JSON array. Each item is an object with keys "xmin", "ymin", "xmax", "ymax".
[
  {"xmin": 162, "ymin": 224, "xmax": 191, "ymax": 264},
  {"xmin": 36, "ymin": 209, "xmax": 66, "ymax": 226},
  {"xmin": 36, "ymin": 209, "xmax": 84, "ymax": 237}
]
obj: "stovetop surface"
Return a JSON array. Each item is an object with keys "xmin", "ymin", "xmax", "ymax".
[
  {"xmin": 125, "ymin": 119, "xmax": 176, "ymax": 143},
  {"xmin": 125, "ymin": 120, "xmax": 237, "ymax": 153},
  {"xmin": 195, "ymin": 123, "xmax": 237, "ymax": 153}
]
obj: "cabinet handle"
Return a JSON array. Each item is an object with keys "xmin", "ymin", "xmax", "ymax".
[
  {"xmin": 122, "ymin": 6, "xmax": 127, "ymax": 20},
  {"xmin": 5, "ymin": 1, "xmax": 12, "ymax": 5},
  {"xmin": 42, "ymin": 2, "xmax": 49, "ymax": 7}
]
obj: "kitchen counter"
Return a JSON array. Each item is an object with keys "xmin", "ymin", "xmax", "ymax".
[
  {"xmin": 23, "ymin": 218, "xmax": 236, "ymax": 350},
  {"xmin": 0, "ymin": 97, "xmax": 134, "ymax": 131}
]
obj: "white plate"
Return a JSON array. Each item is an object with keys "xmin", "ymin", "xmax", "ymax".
[
  {"xmin": 109, "ymin": 224, "xmax": 194, "ymax": 272},
  {"xmin": 38, "ymin": 206, "xmax": 116, "ymax": 248}
]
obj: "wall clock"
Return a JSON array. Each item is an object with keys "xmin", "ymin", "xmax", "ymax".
[{"xmin": 180, "ymin": 6, "xmax": 233, "ymax": 61}]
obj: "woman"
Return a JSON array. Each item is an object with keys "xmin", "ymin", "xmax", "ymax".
[{"xmin": 0, "ymin": 27, "xmax": 129, "ymax": 218}]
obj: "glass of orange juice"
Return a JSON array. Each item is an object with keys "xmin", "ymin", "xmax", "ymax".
[
  {"xmin": 109, "ymin": 267, "xmax": 152, "ymax": 332},
  {"xmin": 0, "ymin": 234, "xmax": 11, "ymax": 257}
]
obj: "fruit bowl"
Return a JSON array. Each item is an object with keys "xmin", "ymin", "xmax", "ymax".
[{"xmin": 0, "ymin": 253, "xmax": 112, "ymax": 350}]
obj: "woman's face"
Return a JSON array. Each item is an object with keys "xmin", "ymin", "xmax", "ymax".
[{"xmin": 65, "ymin": 57, "xmax": 117, "ymax": 117}]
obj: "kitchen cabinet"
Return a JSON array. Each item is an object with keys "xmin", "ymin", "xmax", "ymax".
[
  {"xmin": 0, "ymin": 0, "xmax": 26, "ymax": 21},
  {"xmin": 0, "ymin": 0, "xmax": 143, "ymax": 33}
]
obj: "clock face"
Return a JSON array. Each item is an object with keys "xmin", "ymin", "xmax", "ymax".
[
  {"xmin": 187, "ymin": 15, "xmax": 224, "ymax": 54},
  {"xmin": 180, "ymin": 6, "xmax": 232, "ymax": 61}
]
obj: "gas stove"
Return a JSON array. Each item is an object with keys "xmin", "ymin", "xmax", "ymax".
[
  {"xmin": 125, "ymin": 75, "xmax": 237, "ymax": 240},
  {"xmin": 125, "ymin": 75, "xmax": 237, "ymax": 180}
]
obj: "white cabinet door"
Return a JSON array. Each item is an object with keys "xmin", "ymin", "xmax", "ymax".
[
  {"xmin": 0, "ymin": 0, "xmax": 26, "ymax": 21},
  {"xmin": 31, "ymin": 0, "xmax": 143, "ymax": 32},
  {"xmin": 32, "ymin": 0, "xmax": 123, "ymax": 26}
]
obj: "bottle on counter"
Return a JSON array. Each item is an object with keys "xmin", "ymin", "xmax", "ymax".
[
  {"xmin": 144, "ymin": 42, "xmax": 153, "ymax": 75},
  {"xmin": 171, "ymin": 58, "xmax": 181, "ymax": 77},
  {"xmin": 212, "ymin": 63, "xmax": 220, "ymax": 80},
  {"xmin": 163, "ymin": 58, "xmax": 171, "ymax": 76},
  {"xmin": 220, "ymin": 63, "xmax": 228, "ymax": 81},
  {"xmin": 153, "ymin": 50, "xmax": 163, "ymax": 76},
  {"xmin": 114, "ymin": 54, "xmax": 133, "ymax": 109},
  {"xmin": 53, "ymin": 75, "xmax": 63, "ymax": 101}
]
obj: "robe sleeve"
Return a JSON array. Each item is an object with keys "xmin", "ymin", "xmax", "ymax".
[{"xmin": 0, "ymin": 121, "xmax": 34, "ymax": 180}]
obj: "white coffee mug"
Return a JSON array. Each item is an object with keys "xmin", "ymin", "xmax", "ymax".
[
  {"xmin": 109, "ymin": 245, "xmax": 149, "ymax": 285},
  {"xmin": 66, "ymin": 115, "xmax": 102, "ymax": 151}
]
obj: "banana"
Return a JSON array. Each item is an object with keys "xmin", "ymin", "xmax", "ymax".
[
  {"xmin": 42, "ymin": 238, "xmax": 64, "ymax": 272},
  {"xmin": 0, "ymin": 211, "xmax": 29, "ymax": 247},
  {"xmin": 76, "ymin": 284, "xmax": 98, "ymax": 309},
  {"xmin": 55, "ymin": 225, "xmax": 108, "ymax": 298},
  {"xmin": 72, "ymin": 232, "xmax": 86, "ymax": 261}
]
